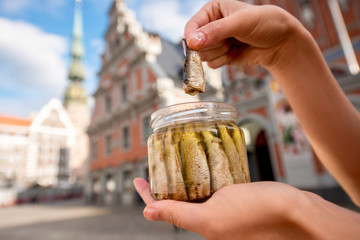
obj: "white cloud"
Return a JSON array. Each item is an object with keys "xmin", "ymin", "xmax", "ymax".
[
  {"xmin": 0, "ymin": 18, "xmax": 68, "ymax": 117},
  {"xmin": 0, "ymin": 0, "xmax": 65, "ymax": 15},
  {"xmin": 0, "ymin": 0, "xmax": 30, "ymax": 14},
  {"xmin": 135, "ymin": 0, "xmax": 208, "ymax": 43},
  {"xmin": 89, "ymin": 38, "xmax": 104, "ymax": 60}
]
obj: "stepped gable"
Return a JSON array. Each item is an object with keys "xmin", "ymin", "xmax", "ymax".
[
  {"xmin": 31, "ymin": 99, "xmax": 74, "ymax": 132},
  {"xmin": 102, "ymin": 1, "xmax": 184, "ymax": 82}
]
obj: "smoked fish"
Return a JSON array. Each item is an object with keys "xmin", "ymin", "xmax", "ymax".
[
  {"xmin": 183, "ymin": 39, "xmax": 205, "ymax": 96},
  {"xmin": 149, "ymin": 134, "xmax": 169, "ymax": 200},
  {"xmin": 181, "ymin": 124, "xmax": 210, "ymax": 201},
  {"xmin": 218, "ymin": 124, "xmax": 246, "ymax": 184},
  {"xmin": 231, "ymin": 124, "xmax": 250, "ymax": 182},
  {"xmin": 202, "ymin": 129, "xmax": 234, "ymax": 193},
  {"xmin": 164, "ymin": 128, "xmax": 188, "ymax": 201}
]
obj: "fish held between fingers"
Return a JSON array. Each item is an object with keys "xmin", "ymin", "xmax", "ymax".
[{"xmin": 183, "ymin": 38, "xmax": 206, "ymax": 96}]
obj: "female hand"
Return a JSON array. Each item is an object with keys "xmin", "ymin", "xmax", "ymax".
[
  {"xmin": 134, "ymin": 178, "xmax": 360, "ymax": 240},
  {"xmin": 184, "ymin": 0, "xmax": 308, "ymax": 71}
]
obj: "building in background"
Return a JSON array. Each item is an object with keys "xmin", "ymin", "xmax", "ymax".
[
  {"xmin": 0, "ymin": 0, "xmax": 89, "ymax": 192},
  {"xmin": 223, "ymin": 0, "xmax": 360, "ymax": 189},
  {"xmin": 0, "ymin": 99, "xmax": 75, "ymax": 188},
  {"xmin": 87, "ymin": 0, "xmax": 223, "ymax": 205}
]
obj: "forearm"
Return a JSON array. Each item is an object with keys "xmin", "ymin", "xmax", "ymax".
[
  {"xmin": 292, "ymin": 191, "xmax": 360, "ymax": 239},
  {"xmin": 268, "ymin": 27, "xmax": 360, "ymax": 205}
]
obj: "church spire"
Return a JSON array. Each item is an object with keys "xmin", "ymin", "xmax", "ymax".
[
  {"xmin": 64, "ymin": 0, "xmax": 87, "ymax": 106},
  {"xmin": 68, "ymin": 0, "xmax": 84, "ymax": 82}
]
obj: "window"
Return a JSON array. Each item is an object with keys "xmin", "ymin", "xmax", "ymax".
[
  {"xmin": 105, "ymin": 135, "xmax": 112, "ymax": 156},
  {"xmin": 122, "ymin": 126, "xmax": 130, "ymax": 150},
  {"xmin": 123, "ymin": 170, "xmax": 133, "ymax": 192},
  {"xmin": 339, "ymin": 0, "xmax": 349, "ymax": 11},
  {"xmin": 91, "ymin": 141, "xmax": 98, "ymax": 160},
  {"xmin": 142, "ymin": 115, "xmax": 152, "ymax": 143},
  {"xmin": 106, "ymin": 174, "xmax": 116, "ymax": 193},
  {"xmin": 121, "ymin": 83, "xmax": 128, "ymax": 102},
  {"xmin": 59, "ymin": 148, "xmax": 69, "ymax": 180},
  {"xmin": 105, "ymin": 94, "xmax": 111, "ymax": 113}
]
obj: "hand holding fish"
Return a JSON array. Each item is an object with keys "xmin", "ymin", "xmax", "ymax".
[
  {"xmin": 185, "ymin": 0, "xmax": 360, "ymax": 204},
  {"xmin": 184, "ymin": 0, "xmax": 306, "ymax": 72}
]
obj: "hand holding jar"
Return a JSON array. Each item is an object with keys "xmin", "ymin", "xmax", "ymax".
[{"xmin": 135, "ymin": 0, "xmax": 360, "ymax": 239}]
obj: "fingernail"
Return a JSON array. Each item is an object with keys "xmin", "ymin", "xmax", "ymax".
[
  {"xmin": 144, "ymin": 206, "xmax": 159, "ymax": 221},
  {"xmin": 188, "ymin": 31, "xmax": 206, "ymax": 48}
]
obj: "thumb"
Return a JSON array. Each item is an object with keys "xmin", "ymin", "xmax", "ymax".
[{"xmin": 144, "ymin": 200, "xmax": 207, "ymax": 233}]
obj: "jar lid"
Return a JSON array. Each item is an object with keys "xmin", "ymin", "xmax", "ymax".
[{"xmin": 150, "ymin": 101, "xmax": 238, "ymax": 132}]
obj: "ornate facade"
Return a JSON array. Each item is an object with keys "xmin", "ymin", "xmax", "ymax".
[
  {"xmin": 87, "ymin": 0, "xmax": 222, "ymax": 205},
  {"xmin": 88, "ymin": 0, "xmax": 360, "ymax": 206}
]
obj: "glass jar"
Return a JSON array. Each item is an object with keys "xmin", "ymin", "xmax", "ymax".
[{"xmin": 147, "ymin": 101, "xmax": 250, "ymax": 202}]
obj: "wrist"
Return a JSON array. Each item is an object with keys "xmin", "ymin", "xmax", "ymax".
[
  {"xmin": 283, "ymin": 190, "xmax": 320, "ymax": 239},
  {"xmin": 267, "ymin": 23, "xmax": 319, "ymax": 78},
  {"xmin": 244, "ymin": 183, "xmax": 318, "ymax": 239},
  {"xmin": 289, "ymin": 190, "xmax": 360, "ymax": 239}
]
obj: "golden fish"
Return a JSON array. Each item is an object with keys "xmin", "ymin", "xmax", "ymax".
[
  {"xmin": 218, "ymin": 124, "xmax": 246, "ymax": 184},
  {"xmin": 181, "ymin": 123, "xmax": 210, "ymax": 201},
  {"xmin": 231, "ymin": 124, "xmax": 250, "ymax": 182},
  {"xmin": 202, "ymin": 129, "xmax": 234, "ymax": 193},
  {"xmin": 183, "ymin": 39, "xmax": 205, "ymax": 96},
  {"xmin": 164, "ymin": 128, "xmax": 188, "ymax": 201},
  {"xmin": 149, "ymin": 134, "xmax": 169, "ymax": 200}
]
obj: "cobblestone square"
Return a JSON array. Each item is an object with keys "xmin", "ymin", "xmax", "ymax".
[{"xmin": 0, "ymin": 199, "xmax": 204, "ymax": 240}]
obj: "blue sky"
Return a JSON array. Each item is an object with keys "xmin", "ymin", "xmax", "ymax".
[{"xmin": 0, "ymin": 0, "xmax": 208, "ymax": 117}]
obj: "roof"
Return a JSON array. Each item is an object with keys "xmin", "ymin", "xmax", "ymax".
[
  {"xmin": 156, "ymin": 37, "xmax": 184, "ymax": 82},
  {"xmin": 0, "ymin": 115, "xmax": 32, "ymax": 127}
]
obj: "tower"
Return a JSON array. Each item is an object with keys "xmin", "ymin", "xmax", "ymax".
[{"xmin": 64, "ymin": 0, "xmax": 90, "ymax": 185}]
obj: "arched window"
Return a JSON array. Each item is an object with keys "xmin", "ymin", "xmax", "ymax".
[{"xmin": 105, "ymin": 94, "xmax": 111, "ymax": 113}]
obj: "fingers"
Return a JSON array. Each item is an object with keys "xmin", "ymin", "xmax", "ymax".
[
  {"xmin": 144, "ymin": 200, "xmax": 207, "ymax": 235},
  {"xmin": 197, "ymin": 41, "xmax": 230, "ymax": 62},
  {"xmin": 184, "ymin": 0, "xmax": 223, "ymax": 37},
  {"xmin": 206, "ymin": 53, "xmax": 234, "ymax": 69},
  {"xmin": 134, "ymin": 178, "xmax": 208, "ymax": 235},
  {"xmin": 187, "ymin": 10, "xmax": 256, "ymax": 51},
  {"xmin": 133, "ymin": 178, "xmax": 155, "ymax": 205},
  {"xmin": 206, "ymin": 43, "xmax": 247, "ymax": 69},
  {"xmin": 196, "ymin": 38, "xmax": 246, "ymax": 68}
]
